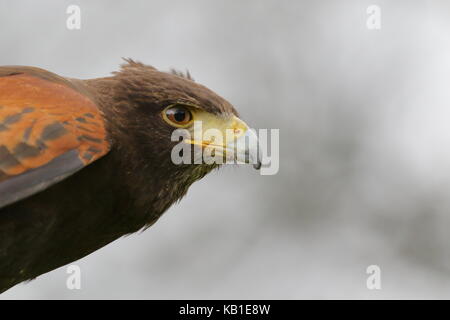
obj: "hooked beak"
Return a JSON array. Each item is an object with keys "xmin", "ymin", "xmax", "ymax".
[
  {"xmin": 184, "ymin": 115, "xmax": 262, "ymax": 169},
  {"xmin": 233, "ymin": 127, "xmax": 262, "ymax": 170}
]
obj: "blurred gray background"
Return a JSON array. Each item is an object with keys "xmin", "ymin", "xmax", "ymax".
[{"xmin": 2, "ymin": 0, "xmax": 450, "ymax": 299}]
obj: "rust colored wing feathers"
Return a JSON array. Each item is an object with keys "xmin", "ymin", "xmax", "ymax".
[{"xmin": 0, "ymin": 71, "xmax": 110, "ymax": 208}]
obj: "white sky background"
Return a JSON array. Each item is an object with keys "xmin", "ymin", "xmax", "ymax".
[{"xmin": 2, "ymin": 0, "xmax": 450, "ymax": 299}]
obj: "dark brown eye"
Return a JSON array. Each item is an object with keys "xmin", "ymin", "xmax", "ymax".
[{"xmin": 163, "ymin": 106, "xmax": 193, "ymax": 127}]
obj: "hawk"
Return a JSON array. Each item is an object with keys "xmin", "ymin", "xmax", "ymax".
[{"xmin": 0, "ymin": 59, "xmax": 260, "ymax": 292}]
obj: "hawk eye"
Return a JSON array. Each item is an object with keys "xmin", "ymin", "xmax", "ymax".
[{"xmin": 163, "ymin": 105, "xmax": 193, "ymax": 127}]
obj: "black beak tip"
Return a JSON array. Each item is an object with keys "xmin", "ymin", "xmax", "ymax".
[{"xmin": 253, "ymin": 161, "xmax": 262, "ymax": 170}]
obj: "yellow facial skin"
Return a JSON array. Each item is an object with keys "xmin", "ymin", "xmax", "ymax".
[{"xmin": 162, "ymin": 105, "xmax": 261, "ymax": 168}]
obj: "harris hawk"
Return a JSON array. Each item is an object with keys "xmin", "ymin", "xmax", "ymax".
[{"xmin": 0, "ymin": 59, "xmax": 261, "ymax": 293}]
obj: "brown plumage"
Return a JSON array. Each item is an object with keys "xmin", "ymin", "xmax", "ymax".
[{"xmin": 0, "ymin": 59, "xmax": 257, "ymax": 292}]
